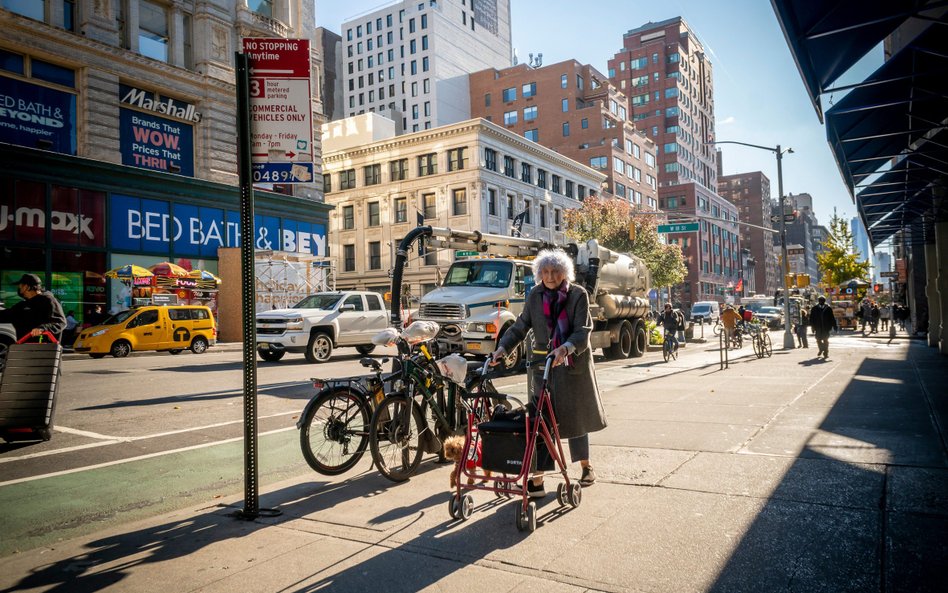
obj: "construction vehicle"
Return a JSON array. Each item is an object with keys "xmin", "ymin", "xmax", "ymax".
[{"xmin": 390, "ymin": 226, "xmax": 652, "ymax": 363}]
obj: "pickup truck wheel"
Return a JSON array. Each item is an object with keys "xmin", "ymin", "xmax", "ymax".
[
  {"xmin": 630, "ymin": 320, "xmax": 647, "ymax": 358},
  {"xmin": 258, "ymin": 350, "xmax": 285, "ymax": 362},
  {"xmin": 355, "ymin": 345, "xmax": 376, "ymax": 355},
  {"xmin": 305, "ymin": 333, "xmax": 333, "ymax": 363}
]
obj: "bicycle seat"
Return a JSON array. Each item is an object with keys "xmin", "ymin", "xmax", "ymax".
[{"xmin": 359, "ymin": 357, "xmax": 383, "ymax": 371}]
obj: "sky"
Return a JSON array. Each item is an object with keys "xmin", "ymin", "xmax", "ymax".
[{"xmin": 315, "ymin": 0, "xmax": 884, "ymax": 235}]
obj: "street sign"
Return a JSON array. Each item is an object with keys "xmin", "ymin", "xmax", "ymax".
[
  {"xmin": 455, "ymin": 250, "xmax": 479, "ymax": 258},
  {"xmin": 657, "ymin": 222, "xmax": 699, "ymax": 233},
  {"xmin": 880, "ymin": 271, "xmax": 899, "ymax": 278},
  {"xmin": 241, "ymin": 38, "xmax": 314, "ymax": 184}
]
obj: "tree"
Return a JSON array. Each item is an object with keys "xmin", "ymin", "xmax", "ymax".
[
  {"xmin": 563, "ymin": 196, "xmax": 686, "ymax": 288},
  {"xmin": 816, "ymin": 212, "xmax": 871, "ymax": 287}
]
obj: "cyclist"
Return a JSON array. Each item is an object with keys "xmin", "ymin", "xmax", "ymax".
[
  {"xmin": 721, "ymin": 305, "xmax": 742, "ymax": 347},
  {"xmin": 658, "ymin": 304, "xmax": 682, "ymax": 352}
]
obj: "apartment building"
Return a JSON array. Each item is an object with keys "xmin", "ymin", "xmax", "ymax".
[
  {"xmin": 607, "ymin": 17, "xmax": 717, "ymax": 191},
  {"xmin": 660, "ymin": 183, "xmax": 741, "ymax": 303},
  {"xmin": 717, "ymin": 171, "xmax": 781, "ymax": 296},
  {"xmin": 0, "ymin": 1, "xmax": 330, "ymax": 319},
  {"xmin": 321, "ymin": 114, "xmax": 605, "ymax": 296},
  {"xmin": 340, "ymin": 0, "xmax": 512, "ymax": 133},
  {"xmin": 469, "ymin": 60, "xmax": 659, "ymax": 209}
]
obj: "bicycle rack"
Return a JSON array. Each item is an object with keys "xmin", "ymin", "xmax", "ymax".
[{"xmin": 719, "ymin": 329, "xmax": 729, "ymax": 370}]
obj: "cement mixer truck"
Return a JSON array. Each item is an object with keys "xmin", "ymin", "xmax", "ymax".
[{"xmin": 389, "ymin": 227, "xmax": 652, "ymax": 365}]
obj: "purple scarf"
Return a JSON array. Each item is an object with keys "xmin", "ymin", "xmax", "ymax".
[{"xmin": 542, "ymin": 280, "xmax": 572, "ymax": 365}]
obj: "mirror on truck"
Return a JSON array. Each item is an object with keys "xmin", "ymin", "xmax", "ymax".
[{"xmin": 339, "ymin": 304, "xmax": 356, "ymax": 312}]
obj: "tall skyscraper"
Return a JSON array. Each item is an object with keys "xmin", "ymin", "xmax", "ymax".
[
  {"xmin": 717, "ymin": 171, "xmax": 780, "ymax": 295},
  {"xmin": 469, "ymin": 60, "xmax": 659, "ymax": 208},
  {"xmin": 851, "ymin": 216, "xmax": 871, "ymax": 261},
  {"xmin": 607, "ymin": 17, "xmax": 717, "ymax": 190},
  {"xmin": 340, "ymin": 0, "xmax": 512, "ymax": 133}
]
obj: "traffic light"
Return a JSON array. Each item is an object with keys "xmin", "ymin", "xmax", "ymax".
[
  {"xmin": 785, "ymin": 273, "xmax": 796, "ymax": 287},
  {"xmin": 628, "ymin": 222, "xmax": 636, "ymax": 241},
  {"xmin": 796, "ymin": 274, "xmax": 810, "ymax": 288},
  {"xmin": 873, "ymin": 283, "xmax": 883, "ymax": 294}
]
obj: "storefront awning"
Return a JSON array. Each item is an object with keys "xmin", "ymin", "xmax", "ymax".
[{"xmin": 769, "ymin": 0, "xmax": 940, "ymax": 122}]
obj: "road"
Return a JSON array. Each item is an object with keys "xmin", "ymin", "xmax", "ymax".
[{"xmin": 0, "ymin": 337, "xmax": 733, "ymax": 555}]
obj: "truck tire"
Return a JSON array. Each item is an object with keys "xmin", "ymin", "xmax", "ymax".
[
  {"xmin": 305, "ymin": 332, "xmax": 333, "ymax": 363},
  {"xmin": 258, "ymin": 350, "xmax": 284, "ymax": 362},
  {"xmin": 356, "ymin": 345, "xmax": 376, "ymax": 355},
  {"xmin": 630, "ymin": 320, "xmax": 647, "ymax": 358},
  {"xmin": 497, "ymin": 328, "xmax": 533, "ymax": 370},
  {"xmin": 603, "ymin": 321, "xmax": 632, "ymax": 360}
]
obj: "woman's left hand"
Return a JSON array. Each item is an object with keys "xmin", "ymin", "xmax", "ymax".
[{"xmin": 551, "ymin": 345, "xmax": 569, "ymax": 367}]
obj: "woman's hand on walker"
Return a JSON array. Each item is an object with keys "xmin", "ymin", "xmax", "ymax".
[
  {"xmin": 551, "ymin": 345, "xmax": 569, "ymax": 367},
  {"xmin": 488, "ymin": 348, "xmax": 505, "ymax": 366}
]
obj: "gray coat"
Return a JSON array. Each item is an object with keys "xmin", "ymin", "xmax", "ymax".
[{"xmin": 499, "ymin": 283, "xmax": 607, "ymax": 439}]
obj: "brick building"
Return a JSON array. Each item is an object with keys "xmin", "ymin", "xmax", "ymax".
[
  {"xmin": 717, "ymin": 171, "xmax": 781, "ymax": 296},
  {"xmin": 468, "ymin": 60, "xmax": 659, "ymax": 208}
]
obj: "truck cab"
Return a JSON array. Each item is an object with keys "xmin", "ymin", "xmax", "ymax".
[{"xmin": 416, "ymin": 257, "xmax": 533, "ymax": 364}]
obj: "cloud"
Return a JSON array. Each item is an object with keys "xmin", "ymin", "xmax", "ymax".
[{"xmin": 717, "ymin": 116, "xmax": 736, "ymax": 125}]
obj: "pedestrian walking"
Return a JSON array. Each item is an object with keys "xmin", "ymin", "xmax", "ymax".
[
  {"xmin": 490, "ymin": 248, "xmax": 607, "ymax": 496},
  {"xmin": 63, "ymin": 310, "xmax": 78, "ymax": 346},
  {"xmin": 870, "ymin": 303, "xmax": 880, "ymax": 334},
  {"xmin": 0, "ymin": 274, "xmax": 66, "ymax": 341},
  {"xmin": 795, "ymin": 309, "xmax": 809, "ymax": 348},
  {"xmin": 809, "ymin": 296, "xmax": 838, "ymax": 359},
  {"xmin": 880, "ymin": 303, "xmax": 890, "ymax": 331},
  {"xmin": 860, "ymin": 299, "xmax": 872, "ymax": 334}
]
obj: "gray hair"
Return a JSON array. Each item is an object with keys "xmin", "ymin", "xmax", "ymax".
[{"xmin": 532, "ymin": 248, "xmax": 575, "ymax": 284}]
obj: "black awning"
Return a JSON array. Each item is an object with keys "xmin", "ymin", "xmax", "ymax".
[{"xmin": 770, "ymin": 0, "xmax": 947, "ymax": 121}]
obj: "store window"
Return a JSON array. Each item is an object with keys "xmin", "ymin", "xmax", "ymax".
[
  {"xmin": 248, "ymin": 0, "xmax": 273, "ymax": 17},
  {"xmin": 0, "ymin": 49, "xmax": 77, "ymax": 154},
  {"xmin": 139, "ymin": 1, "xmax": 170, "ymax": 63}
]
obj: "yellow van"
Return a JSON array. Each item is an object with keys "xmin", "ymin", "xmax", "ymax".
[{"xmin": 74, "ymin": 306, "xmax": 217, "ymax": 358}]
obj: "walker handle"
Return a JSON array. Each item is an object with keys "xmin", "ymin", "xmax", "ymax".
[{"xmin": 16, "ymin": 331, "xmax": 60, "ymax": 344}]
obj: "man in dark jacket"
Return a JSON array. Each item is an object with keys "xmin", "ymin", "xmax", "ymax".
[
  {"xmin": 809, "ymin": 295, "xmax": 838, "ymax": 359},
  {"xmin": 0, "ymin": 274, "xmax": 66, "ymax": 340}
]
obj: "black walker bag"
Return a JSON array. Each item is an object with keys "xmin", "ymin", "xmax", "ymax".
[{"xmin": 478, "ymin": 406, "xmax": 554, "ymax": 474}]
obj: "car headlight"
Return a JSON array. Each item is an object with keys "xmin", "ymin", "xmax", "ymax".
[
  {"xmin": 285, "ymin": 317, "xmax": 304, "ymax": 330},
  {"xmin": 468, "ymin": 322, "xmax": 486, "ymax": 333},
  {"xmin": 91, "ymin": 329, "xmax": 108, "ymax": 337}
]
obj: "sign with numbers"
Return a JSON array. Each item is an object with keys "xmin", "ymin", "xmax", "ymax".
[
  {"xmin": 241, "ymin": 38, "xmax": 314, "ymax": 184},
  {"xmin": 657, "ymin": 222, "xmax": 699, "ymax": 233}
]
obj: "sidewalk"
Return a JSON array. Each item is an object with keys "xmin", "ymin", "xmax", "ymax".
[{"xmin": 4, "ymin": 337, "xmax": 946, "ymax": 592}]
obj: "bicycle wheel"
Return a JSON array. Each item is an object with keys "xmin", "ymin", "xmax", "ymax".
[
  {"xmin": 763, "ymin": 333, "xmax": 773, "ymax": 357},
  {"xmin": 663, "ymin": 340, "xmax": 671, "ymax": 362},
  {"xmin": 300, "ymin": 388, "xmax": 371, "ymax": 476},
  {"xmin": 713, "ymin": 322, "xmax": 723, "ymax": 336},
  {"xmin": 672, "ymin": 343, "xmax": 679, "ymax": 361},
  {"xmin": 753, "ymin": 335, "xmax": 763, "ymax": 358},
  {"xmin": 369, "ymin": 395, "xmax": 425, "ymax": 482}
]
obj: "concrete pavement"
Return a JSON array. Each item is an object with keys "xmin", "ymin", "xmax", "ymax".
[{"xmin": 3, "ymin": 332, "xmax": 946, "ymax": 593}]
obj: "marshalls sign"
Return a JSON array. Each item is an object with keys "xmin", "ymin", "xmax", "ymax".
[{"xmin": 241, "ymin": 38, "xmax": 314, "ymax": 184}]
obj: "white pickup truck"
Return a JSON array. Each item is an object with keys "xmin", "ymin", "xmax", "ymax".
[{"xmin": 255, "ymin": 291, "xmax": 389, "ymax": 363}]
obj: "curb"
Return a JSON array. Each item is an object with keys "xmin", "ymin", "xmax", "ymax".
[{"xmin": 62, "ymin": 342, "xmax": 245, "ymax": 360}]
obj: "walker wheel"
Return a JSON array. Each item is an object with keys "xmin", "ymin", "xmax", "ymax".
[
  {"xmin": 556, "ymin": 482, "xmax": 568, "ymax": 507},
  {"xmin": 460, "ymin": 494, "xmax": 474, "ymax": 520},
  {"xmin": 515, "ymin": 502, "xmax": 537, "ymax": 532},
  {"xmin": 568, "ymin": 483, "xmax": 582, "ymax": 508},
  {"xmin": 448, "ymin": 495, "xmax": 461, "ymax": 519},
  {"xmin": 493, "ymin": 480, "xmax": 509, "ymax": 498}
]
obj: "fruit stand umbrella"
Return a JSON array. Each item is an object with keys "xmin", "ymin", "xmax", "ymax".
[
  {"xmin": 104, "ymin": 265, "xmax": 154, "ymax": 279},
  {"xmin": 841, "ymin": 278, "xmax": 870, "ymax": 288},
  {"xmin": 150, "ymin": 262, "xmax": 190, "ymax": 277},
  {"xmin": 188, "ymin": 269, "xmax": 222, "ymax": 284}
]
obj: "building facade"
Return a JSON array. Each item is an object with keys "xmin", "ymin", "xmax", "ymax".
[
  {"xmin": 468, "ymin": 60, "xmax": 659, "ymax": 208},
  {"xmin": 321, "ymin": 114, "xmax": 605, "ymax": 297},
  {"xmin": 717, "ymin": 171, "xmax": 780, "ymax": 296},
  {"xmin": 340, "ymin": 0, "xmax": 512, "ymax": 133},
  {"xmin": 0, "ymin": 2, "xmax": 330, "ymax": 322},
  {"xmin": 607, "ymin": 17, "xmax": 717, "ymax": 190},
  {"xmin": 659, "ymin": 183, "xmax": 741, "ymax": 303}
]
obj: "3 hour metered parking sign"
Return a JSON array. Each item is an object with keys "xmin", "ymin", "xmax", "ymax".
[{"xmin": 241, "ymin": 38, "xmax": 314, "ymax": 184}]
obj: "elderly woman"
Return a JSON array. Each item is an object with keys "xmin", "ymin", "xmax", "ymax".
[{"xmin": 489, "ymin": 248, "xmax": 607, "ymax": 497}]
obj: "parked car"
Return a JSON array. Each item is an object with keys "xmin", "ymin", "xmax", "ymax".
[
  {"xmin": 756, "ymin": 306, "xmax": 785, "ymax": 329},
  {"xmin": 255, "ymin": 291, "xmax": 389, "ymax": 363},
  {"xmin": 690, "ymin": 301, "xmax": 721, "ymax": 325},
  {"xmin": 73, "ymin": 305, "xmax": 217, "ymax": 358}
]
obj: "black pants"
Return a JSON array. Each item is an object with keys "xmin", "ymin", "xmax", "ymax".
[{"xmin": 815, "ymin": 331, "xmax": 830, "ymax": 356}]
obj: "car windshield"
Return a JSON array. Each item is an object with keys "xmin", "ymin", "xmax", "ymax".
[
  {"xmin": 101, "ymin": 310, "xmax": 135, "ymax": 325},
  {"xmin": 760, "ymin": 307, "xmax": 782, "ymax": 315},
  {"xmin": 294, "ymin": 294, "xmax": 343, "ymax": 310},
  {"xmin": 744, "ymin": 302, "xmax": 767, "ymax": 312},
  {"xmin": 692, "ymin": 305, "xmax": 711, "ymax": 314},
  {"xmin": 442, "ymin": 261, "xmax": 512, "ymax": 288}
]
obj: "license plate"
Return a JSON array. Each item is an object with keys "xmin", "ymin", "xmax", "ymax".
[
  {"xmin": 466, "ymin": 342, "xmax": 481, "ymax": 350},
  {"xmin": 258, "ymin": 342, "xmax": 269, "ymax": 349}
]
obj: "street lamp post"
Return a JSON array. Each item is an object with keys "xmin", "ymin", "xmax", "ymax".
[{"xmin": 711, "ymin": 140, "xmax": 796, "ymax": 350}]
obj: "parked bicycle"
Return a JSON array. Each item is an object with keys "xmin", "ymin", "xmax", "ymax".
[
  {"xmin": 748, "ymin": 323, "xmax": 773, "ymax": 358},
  {"xmin": 662, "ymin": 330, "xmax": 679, "ymax": 362}
]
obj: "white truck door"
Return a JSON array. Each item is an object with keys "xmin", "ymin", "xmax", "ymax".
[
  {"xmin": 365, "ymin": 293, "xmax": 388, "ymax": 336},
  {"xmin": 337, "ymin": 294, "xmax": 369, "ymax": 344}
]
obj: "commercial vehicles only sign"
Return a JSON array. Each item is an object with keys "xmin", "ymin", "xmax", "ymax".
[{"xmin": 241, "ymin": 38, "xmax": 314, "ymax": 184}]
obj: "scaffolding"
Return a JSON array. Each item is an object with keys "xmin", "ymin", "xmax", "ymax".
[{"xmin": 254, "ymin": 250, "xmax": 335, "ymax": 313}]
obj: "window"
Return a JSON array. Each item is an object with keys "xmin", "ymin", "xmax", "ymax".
[
  {"xmin": 502, "ymin": 87, "xmax": 516, "ymax": 102},
  {"xmin": 340, "ymin": 169, "xmax": 356, "ymax": 190},
  {"xmin": 409, "ymin": 17, "xmax": 416, "ymax": 32},
  {"xmin": 524, "ymin": 200, "xmax": 532, "ymax": 224},
  {"xmin": 447, "ymin": 147, "xmax": 466, "ymax": 171},
  {"xmin": 410, "ymin": 39, "xmax": 416, "ymax": 54},
  {"xmin": 630, "ymin": 56, "xmax": 648, "ymax": 69},
  {"xmin": 561, "ymin": 74, "xmax": 568, "ymax": 88},
  {"xmin": 521, "ymin": 162, "xmax": 532, "ymax": 183},
  {"xmin": 422, "ymin": 35, "xmax": 428, "ymax": 50},
  {"xmin": 394, "ymin": 197, "xmax": 407, "ymax": 223},
  {"xmin": 522, "ymin": 82, "xmax": 537, "ymax": 97},
  {"xmin": 536, "ymin": 169, "xmax": 547, "ymax": 189},
  {"xmin": 524, "ymin": 129, "xmax": 538, "ymax": 141},
  {"xmin": 565, "ymin": 180, "xmax": 574, "ymax": 199},
  {"xmin": 576, "ymin": 74, "xmax": 584, "ymax": 90},
  {"xmin": 488, "ymin": 188, "xmax": 497, "ymax": 216},
  {"xmin": 562, "ymin": 122, "xmax": 570, "ymax": 137},
  {"xmin": 503, "ymin": 110, "xmax": 517, "ymax": 125},
  {"xmin": 581, "ymin": 118, "xmax": 588, "ymax": 129},
  {"xmin": 485, "ymin": 93, "xmax": 491, "ymax": 107},
  {"xmin": 342, "ymin": 205, "xmax": 354, "ymax": 230},
  {"xmin": 503, "ymin": 156, "xmax": 515, "ymax": 177},
  {"xmin": 344, "ymin": 244, "xmax": 356, "ymax": 271},
  {"xmin": 322, "ymin": 173, "xmax": 332, "ymax": 193},
  {"xmin": 344, "ymin": 294, "xmax": 365, "ymax": 311},
  {"xmin": 364, "ymin": 164, "xmax": 381, "ymax": 185},
  {"xmin": 368, "ymin": 241, "xmax": 381, "ymax": 270},
  {"xmin": 421, "ymin": 13, "xmax": 428, "ymax": 28},
  {"xmin": 139, "ymin": 0, "xmax": 170, "ymax": 62},
  {"xmin": 551, "ymin": 175, "xmax": 561, "ymax": 194},
  {"xmin": 423, "ymin": 192, "xmax": 437, "ymax": 219},
  {"xmin": 418, "ymin": 153, "xmax": 437, "ymax": 176},
  {"xmin": 390, "ymin": 158, "xmax": 408, "ymax": 181},
  {"xmin": 539, "ymin": 204, "xmax": 547, "ymax": 227},
  {"xmin": 589, "ymin": 156, "xmax": 608, "ymax": 170},
  {"xmin": 507, "ymin": 195, "xmax": 515, "ymax": 219},
  {"xmin": 423, "ymin": 78, "xmax": 430, "ymax": 93},
  {"xmin": 452, "ymin": 188, "xmax": 467, "ymax": 215},
  {"xmin": 484, "ymin": 148, "xmax": 497, "ymax": 171},
  {"xmin": 523, "ymin": 105, "xmax": 537, "ymax": 121},
  {"xmin": 366, "ymin": 201, "xmax": 380, "ymax": 226},
  {"xmin": 645, "ymin": 152, "xmax": 656, "ymax": 167},
  {"xmin": 615, "ymin": 182, "xmax": 626, "ymax": 198},
  {"xmin": 422, "ymin": 56, "xmax": 429, "ymax": 71}
]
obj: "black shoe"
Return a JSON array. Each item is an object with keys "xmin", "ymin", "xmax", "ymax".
[
  {"xmin": 579, "ymin": 466, "xmax": 597, "ymax": 487},
  {"xmin": 527, "ymin": 480, "xmax": 546, "ymax": 498}
]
